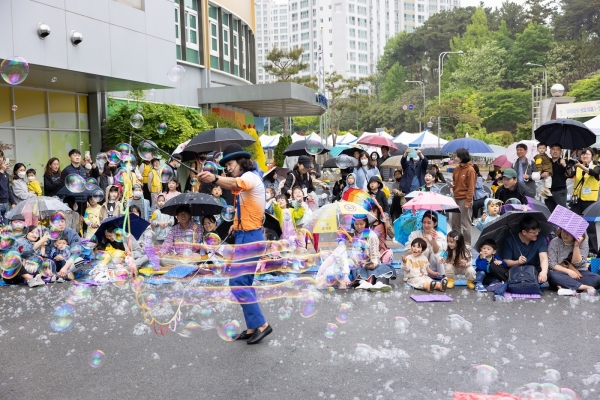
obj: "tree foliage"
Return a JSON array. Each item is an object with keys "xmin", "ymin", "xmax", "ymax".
[
  {"xmin": 568, "ymin": 75, "xmax": 600, "ymax": 102},
  {"xmin": 273, "ymin": 135, "xmax": 292, "ymax": 167}
]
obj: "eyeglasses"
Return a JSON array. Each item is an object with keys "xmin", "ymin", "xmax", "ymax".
[{"xmin": 525, "ymin": 229, "xmax": 540, "ymax": 235}]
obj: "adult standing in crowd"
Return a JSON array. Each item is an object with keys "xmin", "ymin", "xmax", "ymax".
[
  {"xmin": 43, "ymin": 158, "xmax": 63, "ymax": 197},
  {"xmin": 0, "ymin": 151, "xmax": 16, "ymax": 223},
  {"xmin": 12, "ymin": 163, "xmax": 36, "ymax": 204},
  {"xmin": 354, "ymin": 151, "xmax": 380, "ymax": 192},
  {"xmin": 282, "ymin": 155, "xmax": 314, "ymax": 199},
  {"xmin": 60, "ymin": 149, "xmax": 88, "ymax": 216},
  {"xmin": 570, "ymin": 147, "xmax": 600, "ymax": 255},
  {"xmin": 512, "ymin": 143, "xmax": 538, "ymax": 198},
  {"xmin": 377, "ymin": 145, "xmax": 394, "ymax": 182},
  {"xmin": 198, "ymin": 143, "xmax": 272, "ymax": 345},
  {"xmin": 544, "ymin": 143, "xmax": 569, "ymax": 213},
  {"xmin": 471, "ymin": 164, "xmax": 488, "ymax": 220},
  {"xmin": 400, "ymin": 148, "xmax": 428, "ymax": 195},
  {"xmin": 450, "ymin": 148, "xmax": 476, "ymax": 246}
]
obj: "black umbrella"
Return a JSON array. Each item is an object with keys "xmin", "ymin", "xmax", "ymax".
[
  {"xmin": 283, "ymin": 140, "xmax": 330, "ymax": 156},
  {"xmin": 322, "ymin": 157, "xmax": 358, "ymax": 169},
  {"xmin": 216, "ymin": 213, "xmax": 282, "ymax": 238},
  {"xmin": 420, "ymin": 147, "xmax": 451, "ymax": 159},
  {"xmin": 390, "ymin": 143, "xmax": 408, "ymax": 156},
  {"xmin": 524, "ymin": 196, "xmax": 551, "ymax": 219},
  {"xmin": 263, "ymin": 167, "xmax": 289, "ymax": 181},
  {"xmin": 474, "ymin": 211, "xmax": 555, "ymax": 252},
  {"xmin": 534, "ymin": 119, "xmax": 596, "ymax": 150},
  {"xmin": 160, "ymin": 193, "xmax": 225, "ymax": 217},
  {"xmin": 178, "ymin": 128, "xmax": 256, "ymax": 161},
  {"xmin": 94, "ymin": 213, "xmax": 150, "ymax": 241}
]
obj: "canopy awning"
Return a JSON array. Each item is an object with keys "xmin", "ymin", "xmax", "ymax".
[{"xmin": 198, "ymin": 82, "xmax": 327, "ymax": 117}]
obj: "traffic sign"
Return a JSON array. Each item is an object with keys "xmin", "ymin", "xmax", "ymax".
[
  {"xmin": 402, "ymin": 104, "xmax": 408, "ymax": 110},
  {"xmin": 408, "ymin": 104, "xmax": 414, "ymax": 111}
]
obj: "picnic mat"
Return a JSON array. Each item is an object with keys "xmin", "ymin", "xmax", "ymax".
[
  {"xmin": 410, "ymin": 294, "xmax": 454, "ymax": 302},
  {"xmin": 504, "ymin": 292, "xmax": 541, "ymax": 299}
]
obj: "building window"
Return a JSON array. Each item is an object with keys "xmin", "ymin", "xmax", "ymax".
[
  {"xmin": 429, "ymin": 5, "xmax": 437, "ymax": 12},
  {"xmin": 349, "ymin": 28, "xmax": 356, "ymax": 37},
  {"xmin": 357, "ymin": 6, "xmax": 367, "ymax": 15},
  {"xmin": 358, "ymin": 30, "xmax": 367, "ymax": 39},
  {"xmin": 349, "ymin": 40, "xmax": 356, "ymax": 49},
  {"xmin": 349, "ymin": 16, "xmax": 355, "ymax": 25},
  {"xmin": 301, "ymin": 42, "xmax": 309, "ymax": 50},
  {"xmin": 300, "ymin": 10, "xmax": 309, "ymax": 18},
  {"xmin": 301, "ymin": 32, "xmax": 309, "ymax": 40},
  {"xmin": 404, "ymin": 13, "xmax": 414, "ymax": 22},
  {"xmin": 281, "ymin": 28, "xmax": 287, "ymax": 34},
  {"xmin": 350, "ymin": 64, "xmax": 356, "ymax": 73},
  {"xmin": 302, "ymin": 53, "xmax": 310, "ymax": 61},
  {"xmin": 418, "ymin": 15, "xmax": 424, "ymax": 23},
  {"xmin": 184, "ymin": 2, "xmax": 199, "ymax": 63},
  {"xmin": 359, "ymin": 65, "xmax": 367, "ymax": 74},
  {"xmin": 292, "ymin": 34, "xmax": 298, "ymax": 42},
  {"xmin": 349, "ymin": 52, "xmax": 356, "ymax": 61},
  {"xmin": 348, "ymin": 4, "xmax": 355, "ymax": 12},
  {"xmin": 358, "ymin": 41, "xmax": 367, "ymax": 50},
  {"xmin": 301, "ymin": 21, "xmax": 309, "ymax": 29},
  {"xmin": 291, "ymin": 2, "xmax": 298, "ymax": 11},
  {"xmin": 300, "ymin": 0, "xmax": 308, "ymax": 7},
  {"xmin": 405, "ymin": 3, "xmax": 414, "ymax": 10},
  {"xmin": 358, "ymin": 18, "xmax": 367, "ymax": 27},
  {"xmin": 292, "ymin": 23, "xmax": 298, "ymax": 32},
  {"xmin": 359, "ymin": 53, "xmax": 367, "ymax": 62},
  {"xmin": 417, "ymin": 4, "xmax": 425, "ymax": 12},
  {"xmin": 209, "ymin": 6, "xmax": 219, "ymax": 69},
  {"xmin": 292, "ymin": 13, "xmax": 298, "ymax": 21},
  {"xmin": 174, "ymin": 3, "xmax": 181, "ymax": 59}
]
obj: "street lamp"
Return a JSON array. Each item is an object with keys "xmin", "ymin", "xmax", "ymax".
[
  {"xmin": 438, "ymin": 51, "xmax": 463, "ymax": 148},
  {"xmin": 525, "ymin": 62, "xmax": 547, "ymax": 98},
  {"xmin": 405, "ymin": 80, "xmax": 426, "ymax": 124}
]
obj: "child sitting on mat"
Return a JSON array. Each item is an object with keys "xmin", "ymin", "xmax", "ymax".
[{"xmin": 402, "ymin": 238, "xmax": 448, "ymax": 292}]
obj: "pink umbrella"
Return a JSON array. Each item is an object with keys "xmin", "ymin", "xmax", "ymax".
[
  {"xmin": 492, "ymin": 154, "xmax": 512, "ymax": 167},
  {"xmin": 357, "ymin": 135, "xmax": 398, "ymax": 151},
  {"xmin": 402, "ymin": 191, "xmax": 460, "ymax": 213}
]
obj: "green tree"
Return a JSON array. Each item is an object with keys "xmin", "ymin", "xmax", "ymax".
[
  {"xmin": 324, "ymin": 72, "xmax": 364, "ymax": 145},
  {"xmin": 273, "ymin": 135, "xmax": 292, "ymax": 167},
  {"xmin": 515, "ymin": 121, "xmax": 533, "ymax": 142},
  {"xmin": 568, "ymin": 74, "xmax": 600, "ymax": 102},
  {"xmin": 449, "ymin": 41, "xmax": 508, "ymax": 92},
  {"xmin": 479, "ymin": 88, "xmax": 531, "ymax": 133},
  {"xmin": 506, "ymin": 22, "xmax": 552, "ymax": 87},
  {"xmin": 524, "ymin": 0, "xmax": 556, "ymax": 25},
  {"xmin": 450, "ymin": 7, "xmax": 492, "ymax": 53},
  {"xmin": 381, "ymin": 63, "xmax": 407, "ymax": 102},
  {"xmin": 553, "ymin": 0, "xmax": 600, "ymax": 40},
  {"xmin": 429, "ymin": 97, "xmax": 482, "ymax": 139},
  {"xmin": 106, "ymin": 102, "xmax": 211, "ymax": 155},
  {"xmin": 496, "ymin": 1, "xmax": 528, "ymax": 38},
  {"xmin": 202, "ymin": 112, "xmax": 241, "ymax": 129},
  {"xmin": 292, "ymin": 116, "xmax": 320, "ymax": 133}
]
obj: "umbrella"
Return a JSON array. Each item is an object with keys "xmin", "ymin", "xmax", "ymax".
[
  {"xmin": 471, "ymin": 144, "xmax": 507, "ymax": 158},
  {"xmin": 216, "ymin": 213, "xmax": 282, "ymax": 239},
  {"xmin": 283, "ymin": 140, "xmax": 330, "ymax": 156},
  {"xmin": 160, "ymin": 193, "xmax": 225, "ymax": 217},
  {"xmin": 534, "ymin": 118, "xmax": 596, "ymax": 150},
  {"xmin": 94, "ymin": 213, "xmax": 150, "ymax": 241},
  {"xmin": 474, "ymin": 211, "xmax": 555, "ymax": 252},
  {"xmin": 322, "ymin": 157, "xmax": 358, "ymax": 169},
  {"xmin": 419, "ymin": 148, "xmax": 450, "ymax": 159},
  {"xmin": 505, "ymin": 140, "xmax": 540, "ymax": 163},
  {"xmin": 582, "ymin": 202, "xmax": 600, "ymax": 222},
  {"xmin": 525, "ymin": 196, "xmax": 551, "ymax": 219},
  {"xmin": 402, "ymin": 191, "xmax": 460, "ymax": 213},
  {"xmin": 492, "ymin": 154, "xmax": 512, "ymax": 167},
  {"xmin": 171, "ymin": 139, "xmax": 191, "ymax": 156},
  {"xmin": 404, "ymin": 187, "xmax": 441, "ymax": 199},
  {"xmin": 5, "ymin": 196, "xmax": 71, "ymax": 222},
  {"xmin": 303, "ymin": 201, "xmax": 375, "ymax": 234},
  {"xmin": 178, "ymin": 128, "xmax": 256, "ymax": 161},
  {"xmin": 441, "ymin": 138, "xmax": 493, "ymax": 154},
  {"xmin": 394, "ymin": 210, "xmax": 448, "ymax": 245},
  {"xmin": 390, "ymin": 143, "xmax": 409, "ymax": 155},
  {"xmin": 342, "ymin": 188, "xmax": 381, "ymax": 213},
  {"xmin": 357, "ymin": 135, "xmax": 398, "ymax": 151},
  {"xmin": 379, "ymin": 155, "xmax": 403, "ymax": 169},
  {"xmin": 329, "ymin": 144, "xmax": 366, "ymax": 157},
  {"xmin": 262, "ymin": 167, "xmax": 289, "ymax": 182}
]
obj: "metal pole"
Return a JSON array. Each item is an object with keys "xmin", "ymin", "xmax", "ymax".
[{"xmin": 438, "ymin": 52, "xmax": 443, "ymax": 149}]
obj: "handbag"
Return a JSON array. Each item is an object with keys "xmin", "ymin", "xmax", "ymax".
[{"xmin": 507, "ymin": 265, "xmax": 541, "ymax": 295}]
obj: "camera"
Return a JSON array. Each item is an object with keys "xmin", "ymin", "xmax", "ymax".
[{"xmin": 566, "ymin": 157, "xmax": 579, "ymax": 168}]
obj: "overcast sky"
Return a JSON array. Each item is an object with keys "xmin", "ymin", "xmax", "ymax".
[{"xmin": 460, "ymin": 0, "xmax": 528, "ymax": 9}]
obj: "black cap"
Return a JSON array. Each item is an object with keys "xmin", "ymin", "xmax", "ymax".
[{"xmin": 298, "ymin": 155, "xmax": 312, "ymax": 167}]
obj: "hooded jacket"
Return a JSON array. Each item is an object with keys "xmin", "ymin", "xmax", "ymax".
[
  {"xmin": 341, "ymin": 173, "xmax": 358, "ymax": 198},
  {"xmin": 473, "ymin": 198, "xmax": 502, "ymax": 231},
  {"xmin": 99, "ymin": 185, "xmax": 123, "ymax": 222},
  {"xmin": 367, "ymin": 176, "xmax": 389, "ymax": 214}
]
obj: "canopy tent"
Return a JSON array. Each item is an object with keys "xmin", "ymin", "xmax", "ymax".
[
  {"xmin": 259, "ymin": 134, "xmax": 281, "ymax": 150},
  {"xmin": 471, "ymin": 144, "xmax": 507, "ymax": 158},
  {"xmin": 585, "ymin": 115, "xmax": 600, "ymax": 136},
  {"xmin": 326, "ymin": 133, "xmax": 357, "ymax": 146},
  {"xmin": 291, "ymin": 132, "xmax": 305, "ymax": 143},
  {"xmin": 290, "ymin": 131, "xmax": 324, "ymax": 144},
  {"xmin": 392, "ymin": 131, "xmax": 421, "ymax": 145},
  {"xmin": 408, "ymin": 131, "xmax": 449, "ymax": 148}
]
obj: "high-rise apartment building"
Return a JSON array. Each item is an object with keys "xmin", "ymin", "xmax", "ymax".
[{"xmin": 255, "ymin": 0, "xmax": 461, "ymax": 85}]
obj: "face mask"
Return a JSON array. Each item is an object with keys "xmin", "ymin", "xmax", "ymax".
[
  {"xmin": 17, "ymin": 172, "xmax": 26, "ymax": 179},
  {"xmin": 360, "ymin": 159, "xmax": 368, "ymax": 166},
  {"xmin": 85, "ymin": 163, "xmax": 92, "ymax": 170},
  {"xmin": 27, "ymin": 176, "xmax": 35, "ymax": 182},
  {"xmin": 395, "ymin": 177, "xmax": 401, "ymax": 182},
  {"xmin": 371, "ymin": 155, "xmax": 377, "ymax": 160},
  {"xmin": 133, "ymin": 190, "xmax": 143, "ymax": 198}
]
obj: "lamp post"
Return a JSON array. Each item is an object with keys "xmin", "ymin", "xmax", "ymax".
[
  {"xmin": 405, "ymin": 79, "xmax": 426, "ymax": 116},
  {"xmin": 525, "ymin": 62, "xmax": 547, "ymax": 98},
  {"xmin": 438, "ymin": 51, "xmax": 463, "ymax": 148}
]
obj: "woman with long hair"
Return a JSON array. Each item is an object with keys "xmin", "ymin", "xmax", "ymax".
[
  {"xmin": 354, "ymin": 151, "xmax": 380, "ymax": 191},
  {"xmin": 43, "ymin": 157, "xmax": 62, "ymax": 197}
]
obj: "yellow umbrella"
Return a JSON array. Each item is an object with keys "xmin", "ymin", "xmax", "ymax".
[{"xmin": 304, "ymin": 201, "xmax": 376, "ymax": 234}]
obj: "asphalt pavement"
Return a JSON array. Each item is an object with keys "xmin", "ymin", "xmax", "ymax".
[{"xmin": 0, "ymin": 226, "xmax": 597, "ymax": 400}]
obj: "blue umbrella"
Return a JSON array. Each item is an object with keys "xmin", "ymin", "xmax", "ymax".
[
  {"xmin": 329, "ymin": 144, "xmax": 364, "ymax": 157},
  {"xmin": 441, "ymin": 138, "xmax": 493, "ymax": 153},
  {"xmin": 94, "ymin": 213, "xmax": 150, "ymax": 241}
]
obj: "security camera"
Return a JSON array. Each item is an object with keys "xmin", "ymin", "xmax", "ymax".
[
  {"xmin": 70, "ymin": 30, "xmax": 83, "ymax": 46},
  {"xmin": 37, "ymin": 22, "xmax": 51, "ymax": 39}
]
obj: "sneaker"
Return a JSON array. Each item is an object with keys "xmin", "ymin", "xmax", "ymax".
[
  {"xmin": 440, "ymin": 277, "xmax": 448, "ymax": 292},
  {"xmin": 558, "ymin": 288, "xmax": 575, "ymax": 296},
  {"xmin": 356, "ymin": 280, "xmax": 373, "ymax": 290},
  {"xmin": 543, "ymin": 188, "xmax": 553, "ymax": 197},
  {"xmin": 370, "ymin": 281, "xmax": 392, "ymax": 292},
  {"xmin": 50, "ymin": 275, "xmax": 56, "ymax": 283},
  {"xmin": 486, "ymin": 282, "xmax": 504, "ymax": 292},
  {"xmin": 467, "ymin": 280, "xmax": 476, "ymax": 290},
  {"xmin": 28, "ymin": 275, "xmax": 45, "ymax": 288},
  {"xmin": 475, "ymin": 282, "xmax": 486, "ymax": 292},
  {"xmin": 55, "ymin": 277, "xmax": 65, "ymax": 283},
  {"xmin": 446, "ymin": 277, "xmax": 455, "ymax": 289}
]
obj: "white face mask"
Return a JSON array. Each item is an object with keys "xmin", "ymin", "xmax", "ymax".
[
  {"xmin": 360, "ymin": 159, "xmax": 368, "ymax": 166},
  {"xmin": 17, "ymin": 172, "xmax": 26, "ymax": 179},
  {"xmin": 27, "ymin": 176, "xmax": 35, "ymax": 182},
  {"xmin": 133, "ymin": 190, "xmax": 143, "ymax": 198},
  {"xmin": 85, "ymin": 163, "xmax": 92, "ymax": 170},
  {"xmin": 371, "ymin": 155, "xmax": 377, "ymax": 160}
]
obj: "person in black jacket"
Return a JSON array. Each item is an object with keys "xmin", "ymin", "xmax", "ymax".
[
  {"xmin": 60, "ymin": 149, "xmax": 89, "ymax": 216},
  {"xmin": 367, "ymin": 175, "xmax": 389, "ymax": 214},
  {"xmin": 43, "ymin": 157, "xmax": 63, "ymax": 197},
  {"xmin": 332, "ymin": 168, "xmax": 352, "ymax": 202},
  {"xmin": 282, "ymin": 155, "xmax": 314, "ymax": 199}
]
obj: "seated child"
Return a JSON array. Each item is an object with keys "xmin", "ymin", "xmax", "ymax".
[
  {"xmin": 443, "ymin": 230, "xmax": 477, "ymax": 290},
  {"xmin": 26, "ymin": 168, "xmax": 42, "ymax": 196},
  {"xmin": 474, "ymin": 198, "xmax": 502, "ymax": 231},
  {"xmin": 475, "ymin": 239, "xmax": 506, "ymax": 292},
  {"xmin": 49, "ymin": 237, "xmax": 71, "ymax": 276},
  {"xmin": 84, "ymin": 195, "xmax": 101, "ymax": 239},
  {"xmin": 535, "ymin": 142, "xmax": 553, "ymax": 199},
  {"xmin": 402, "ymin": 238, "xmax": 448, "ymax": 292}
]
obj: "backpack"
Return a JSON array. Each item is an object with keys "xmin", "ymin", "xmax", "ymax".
[{"xmin": 507, "ymin": 265, "xmax": 541, "ymax": 295}]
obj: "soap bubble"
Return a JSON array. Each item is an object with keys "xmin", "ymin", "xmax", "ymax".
[
  {"xmin": 183, "ymin": 229, "xmax": 195, "ymax": 243},
  {"xmin": 65, "ymin": 174, "xmax": 86, "ymax": 193},
  {"xmin": 221, "ymin": 205, "xmax": 235, "ymax": 222},
  {"xmin": 66, "ymin": 285, "xmax": 92, "ymax": 305},
  {"xmin": 1, "ymin": 251, "xmax": 21, "ymax": 272},
  {"xmin": 107, "ymin": 150, "xmax": 121, "ymax": 164},
  {"xmin": 1, "ymin": 56, "xmax": 29, "ymax": 85},
  {"xmin": 49, "ymin": 226, "xmax": 62, "ymax": 240},
  {"xmin": 113, "ymin": 168, "xmax": 126, "ymax": 185},
  {"xmin": 116, "ymin": 143, "xmax": 134, "ymax": 158},
  {"xmin": 11, "ymin": 105, "xmax": 17, "ymax": 112},
  {"xmin": 203, "ymin": 161, "xmax": 218, "ymax": 174},
  {"xmin": 147, "ymin": 89, "xmax": 156, "ymax": 98},
  {"xmin": 50, "ymin": 304, "xmax": 76, "ymax": 332},
  {"xmin": 130, "ymin": 113, "xmax": 144, "ymax": 129},
  {"xmin": 216, "ymin": 320, "xmax": 240, "ymax": 341},
  {"xmin": 190, "ymin": 177, "xmax": 198, "ymax": 186},
  {"xmin": 542, "ymin": 369, "xmax": 561, "ymax": 383},
  {"xmin": 204, "ymin": 233, "xmax": 221, "ymax": 246},
  {"xmin": 300, "ymin": 294, "xmax": 318, "ymax": 318},
  {"xmin": 92, "ymin": 189, "xmax": 104, "ymax": 203},
  {"xmin": 336, "ymin": 154, "xmax": 355, "ymax": 169},
  {"xmin": 394, "ymin": 316, "xmax": 410, "ymax": 333},
  {"xmin": 120, "ymin": 153, "xmax": 137, "ymax": 171},
  {"xmin": 0, "ymin": 235, "xmax": 15, "ymax": 251},
  {"xmin": 113, "ymin": 228, "xmax": 125, "ymax": 243},
  {"xmin": 336, "ymin": 303, "xmax": 350, "ymax": 324},
  {"xmin": 167, "ymin": 65, "xmax": 186, "ymax": 82},
  {"xmin": 89, "ymin": 350, "xmax": 105, "ymax": 368},
  {"xmin": 96, "ymin": 153, "xmax": 108, "ymax": 166},
  {"xmin": 278, "ymin": 306, "xmax": 293, "ymax": 320},
  {"xmin": 213, "ymin": 152, "xmax": 224, "ymax": 168},
  {"xmin": 83, "ymin": 236, "xmax": 98, "ymax": 250},
  {"xmin": 22, "ymin": 255, "xmax": 43, "ymax": 275},
  {"xmin": 11, "ymin": 220, "xmax": 28, "ymax": 234},
  {"xmin": 305, "ymin": 137, "xmax": 322, "ymax": 156},
  {"xmin": 469, "ymin": 365, "xmax": 499, "ymax": 394},
  {"xmin": 85, "ymin": 178, "xmax": 98, "ymax": 191},
  {"xmin": 156, "ymin": 123, "xmax": 168, "ymax": 135},
  {"xmin": 324, "ymin": 323, "xmax": 338, "ymax": 339},
  {"xmin": 50, "ymin": 212, "xmax": 66, "ymax": 228},
  {"xmin": 160, "ymin": 166, "xmax": 174, "ymax": 183},
  {"xmin": 505, "ymin": 198, "xmax": 522, "ymax": 206},
  {"xmin": 138, "ymin": 139, "xmax": 159, "ymax": 161}
]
